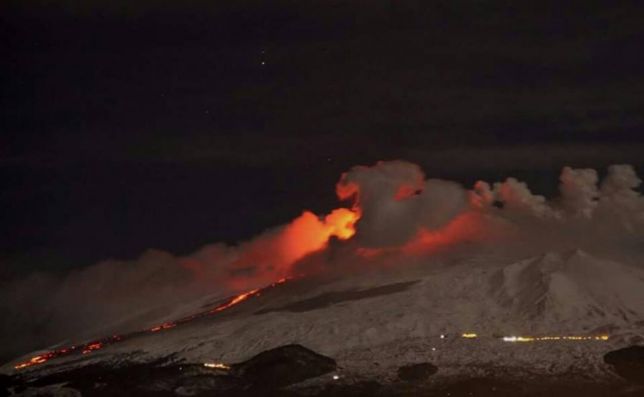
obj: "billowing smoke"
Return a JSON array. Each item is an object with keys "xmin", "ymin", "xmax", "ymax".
[
  {"xmin": 331, "ymin": 161, "xmax": 644, "ymax": 265},
  {"xmin": 2, "ymin": 161, "xmax": 644, "ymax": 362},
  {"xmin": 336, "ymin": 161, "xmax": 468, "ymax": 247}
]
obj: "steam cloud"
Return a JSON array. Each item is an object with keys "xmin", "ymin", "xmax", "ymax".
[{"xmin": 2, "ymin": 161, "xmax": 644, "ymax": 362}]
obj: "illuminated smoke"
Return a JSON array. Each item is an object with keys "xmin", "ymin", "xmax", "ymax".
[
  {"xmin": 337, "ymin": 161, "xmax": 468, "ymax": 247},
  {"xmin": 335, "ymin": 161, "xmax": 644, "ymax": 260},
  {"xmin": 183, "ymin": 208, "xmax": 359, "ymax": 288}
]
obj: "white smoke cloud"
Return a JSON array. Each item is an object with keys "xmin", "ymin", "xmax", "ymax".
[
  {"xmin": 493, "ymin": 177, "xmax": 553, "ymax": 218},
  {"xmin": 334, "ymin": 161, "xmax": 644, "ymax": 268},
  {"xmin": 600, "ymin": 165, "xmax": 644, "ymax": 213},
  {"xmin": 337, "ymin": 161, "xmax": 467, "ymax": 247},
  {"xmin": 559, "ymin": 166, "xmax": 600, "ymax": 218}
]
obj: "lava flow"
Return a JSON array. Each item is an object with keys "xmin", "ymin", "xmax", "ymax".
[
  {"xmin": 13, "ymin": 336, "xmax": 121, "ymax": 370},
  {"xmin": 12, "ymin": 205, "xmax": 359, "ymax": 371},
  {"xmin": 149, "ymin": 322, "xmax": 177, "ymax": 332},
  {"xmin": 12, "ymin": 277, "xmax": 293, "ymax": 370},
  {"xmin": 210, "ymin": 288, "xmax": 261, "ymax": 313}
]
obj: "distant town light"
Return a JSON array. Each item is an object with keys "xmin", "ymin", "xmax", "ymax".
[
  {"xmin": 461, "ymin": 333, "xmax": 478, "ymax": 339},
  {"xmin": 332, "ymin": 375, "xmax": 340, "ymax": 380},
  {"xmin": 204, "ymin": 362, "xmax": 230, "ymax": 370},
  {"xmin": 501, "ymin": 335, "xmax": 609, "ymax": 343}
]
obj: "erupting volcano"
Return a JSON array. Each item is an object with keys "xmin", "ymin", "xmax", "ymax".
[{"xmin": 3, "ymin": 161, "xmax": 644, "ymax": 396}]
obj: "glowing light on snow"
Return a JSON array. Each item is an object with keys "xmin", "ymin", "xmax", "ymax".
[
  {"xmin": 502, "ymin": 335, "xmax": 609, "ymax": 343},
  {"xmin": 204, "ymin": 362, "xmax": 230, "ymax": 370},
  {"xmin": 461, "ymin": 333, "xmax": 478, "ymax": 339},
  {"xmin": 502, "ymin": 336, "xmax": 532, "ymax": 342}
]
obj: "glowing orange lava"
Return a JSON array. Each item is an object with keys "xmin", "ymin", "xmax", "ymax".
[
  {"xmin": 82, "ymin": 342, "xmax": 103, "ymax": 354},
  {"xmin": 149, "ymin": 322, "xmax": 177, "ymax": 332},
  {"xmin": 279, "ymin": 208, "xmax": 359, "ymax": 266},
  {"xmin": 14, "ymin": 353, "xmax": 53, "ymax": 370},
  {"xmin": 325, "ymin": 208, "xmax": 360, "ymax": 240},
  {"xmin": 210, "ymin": 288, "xmax": 261, "ymax": 313},
  {"xmin": 274, "ymin": 277, "xmax": 289, "ymax": 285},
  {"xmin": 218, "ymin": 206, "xmax": 359, "ymax": 290},
  {"xmin": 14, "ymin": 338, "xmax": 112, "ymax": 370}
]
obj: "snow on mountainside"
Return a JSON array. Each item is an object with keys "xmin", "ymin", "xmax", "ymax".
[
  {"xmin": 491, "ymin": 250, "xmax": 644, "ymax": 333},
  {"xmin": 4, "ymin": 250, "xmax": 644, "ymax": 381}
]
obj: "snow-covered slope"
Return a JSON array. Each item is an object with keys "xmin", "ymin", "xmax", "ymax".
[
  {"xmin": 492, "ymin": 250, "xmax": 644, "ymax": 332},
  {"xmin": 4, "ymin": 250, "xmax": 644, "ymax": 381}
]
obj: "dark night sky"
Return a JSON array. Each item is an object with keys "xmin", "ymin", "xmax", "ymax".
[{"xmin": 2, "ymin": 1, "xmax": 644, "ymax": 276}]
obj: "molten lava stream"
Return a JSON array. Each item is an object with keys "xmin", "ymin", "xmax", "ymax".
[
  {"xmin": 13, "ymin": 338, "xmax": 113, "ymax": 370},
  {"xmin": 11, "ymin": 206, "xmax": 359, "ymax": 371},
  {"xmin": 149, "ymin": 322, "xmax": 177, "ymax": 332},
  {"xmin": 210, "ymin": 288, "xmax": 261, "ymax": 313},
  {"xmin": 208, "ymin": 276, "xmax": 292, "ymax": 314},
  {"xmin": 13, "ymin": 277, "xmax": 296, "ymax": 370}
]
